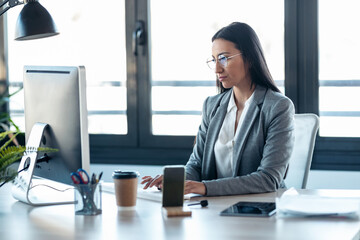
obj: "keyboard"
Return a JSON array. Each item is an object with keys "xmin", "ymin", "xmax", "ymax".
[{"xmin": 101, "ymin": 182, "xmax": 201, "ymax": 202}]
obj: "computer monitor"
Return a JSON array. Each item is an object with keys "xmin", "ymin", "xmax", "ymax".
[{"xmin": 12, "ymin": 65, "xmax": 90, "ymax": 205}]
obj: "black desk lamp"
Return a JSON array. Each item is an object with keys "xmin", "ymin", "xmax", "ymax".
[{"xmin": 0, "ymin": 0, "xmax": 59, "ymax": 40}]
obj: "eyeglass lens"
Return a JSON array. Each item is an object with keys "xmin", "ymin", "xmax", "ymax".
[{"xmin": 207, "ymin": 55, "xmax": 227, "ymax": 69}]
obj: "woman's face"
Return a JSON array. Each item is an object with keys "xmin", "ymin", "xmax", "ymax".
[{"xmin": 211, "ymin": 39, "xmax": 251, "ymax": 89}]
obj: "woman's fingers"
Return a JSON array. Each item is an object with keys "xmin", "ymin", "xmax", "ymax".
[
  {"xmin": 148, "ymin": 175, "xmax": 163, "ymax": 188},
  {"xmin": 140, "ymin": 176, "xmax": 152, "ymax": 184},
  {"xmin": 141, "ymin": 175, "xmax": 163, "ymax": 189},
  {"xmin": 144, "ymin": 178, "xmax": 206, "ymax": 194},
  {"xmin": 141, "ymin": 176, "xmax": 155, "ymax": 189},
  {"xmin": 184, "ymin": 180, "xmax": 206, "ymax": 195}
]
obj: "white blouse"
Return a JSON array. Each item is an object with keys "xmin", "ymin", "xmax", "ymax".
[{"xmin": 214, "ymin": 90, "xmax": 254, "ymax": 178}]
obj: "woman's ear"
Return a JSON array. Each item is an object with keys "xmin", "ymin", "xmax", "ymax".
[
  {"xmin": 247, "ymin": 60, "xmax": 252, "ymax": 68},
  {"xmin": 244, "ymin": 61, "xmax": 252, "ymax": 73}
]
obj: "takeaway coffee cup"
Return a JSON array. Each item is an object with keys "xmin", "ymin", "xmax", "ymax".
[{"xmin": 112, "ymin": 170, "xmax": 139, "ymax": 210}]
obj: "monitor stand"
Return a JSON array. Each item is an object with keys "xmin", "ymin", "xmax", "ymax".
[{"xmin": 11, "ymin": 122, "xmax": 75, "ymax": 206}]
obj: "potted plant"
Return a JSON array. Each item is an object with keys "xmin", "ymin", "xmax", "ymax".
[
  {"xmin": 0, "ymin": 88, "xmax": 57, "ymax": 188},
  {"xmin": 0, "ymin": 130, "xmax": 27, "ymax": 187}
]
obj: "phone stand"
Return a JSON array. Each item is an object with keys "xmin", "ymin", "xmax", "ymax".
[{"xmin": 162, "ymin": 206, "xmax": 192, "ymax": 217}]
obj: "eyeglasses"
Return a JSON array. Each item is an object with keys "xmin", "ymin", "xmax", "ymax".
[{"xmin": 206, "ymin": 53, "xmax": 242, "ymax": 69}]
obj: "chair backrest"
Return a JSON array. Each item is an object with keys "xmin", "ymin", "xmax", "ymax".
[{"xmin": 284, "ymin": 113, "xmax": 319, "ymax": 189}]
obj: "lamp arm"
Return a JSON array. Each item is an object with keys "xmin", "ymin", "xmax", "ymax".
[{"xmin": 0, "ymin": 0, "xmax": 24, "ymax": 17}]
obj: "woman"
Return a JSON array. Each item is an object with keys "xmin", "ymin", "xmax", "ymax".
[{"xmin": 142, "ymin": 22, "xmax": 294, "ymax": 196}]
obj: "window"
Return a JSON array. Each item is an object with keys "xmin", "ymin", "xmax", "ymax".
[
  {"xmin": 149, "ymin": 0, "xmax": 284, "ymax": 136},
  {"xmin": 3, "ymin": 0, "xmax": 359, "ymax": 170},
  {"xmin": 7, "ymin": 1, "xmax": 284, "ymax": 139},
  {"xmin": 7, "ymin": 0, "xmax": 128, "ymax": 135},
  {"xmin": 285, "ymin": 0, "xmax": 360, "ymax": 170},
  {"xmin": 318, "ymin": 0, "xmax": 360, "ymax": 137}
]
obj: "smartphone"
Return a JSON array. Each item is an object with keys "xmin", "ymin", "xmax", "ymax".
[
  {"xmin": 162, "ymin": 165, "xmax": 185, "ymax": 207},
  {"xmin": 220, "ymin": 201, "xmax": 276, "ymax": 217}
]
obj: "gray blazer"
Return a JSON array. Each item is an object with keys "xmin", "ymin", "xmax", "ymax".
[{"xmin": 185, "ymin": 85, "xmax": 295, "ymax": 196}]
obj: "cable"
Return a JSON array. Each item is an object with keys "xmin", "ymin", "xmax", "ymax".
[
  {"xmin": 1, "ymin": 155, "xmax": 58, "ymax": 189},
  {"xmin": 28, "ymin": 183, "xmax": 74, "ymax": 192},
  {"xmin": 0, "ymin": 165, "xmax": 29, "ymax": 188},
  {"xmin": 0, "ymin": 180, "xmax": 8, "ymax": 188}
]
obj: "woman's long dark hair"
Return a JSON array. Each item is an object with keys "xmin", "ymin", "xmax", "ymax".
[{"xmin": 212, "ymin": 22, "xmax": 280, "ymax": 93}]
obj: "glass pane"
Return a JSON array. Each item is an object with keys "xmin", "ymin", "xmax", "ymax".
[
  {"xmin": 152, "ymin": 87, "xmax": 216, "ymax": 111},
  {"xmin": 7, "ymin": 0, "xmax": 127, "ymax": 134},
  {"xmin": 319, "ymin": 0, "xmax": 360, "ymax": 137},
  {"xmin": 150, "ymin": 0, "xmax": 284, "ymax": 136},
  {"xmin": 152, "ymin": 115, "xmax": 202, "ymax": 136}
]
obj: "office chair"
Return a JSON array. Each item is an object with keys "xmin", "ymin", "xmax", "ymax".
[{"xmin": 284, "ymin": 113, "xmax": 319, "ymax": 189}]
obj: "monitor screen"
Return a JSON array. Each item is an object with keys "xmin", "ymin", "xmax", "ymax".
[{"xmin": 23, "ymin": 65, "xmax": 90, "ymax": 184}]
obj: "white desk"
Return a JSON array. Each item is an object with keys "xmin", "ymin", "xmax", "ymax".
[{"xmin": 1, "ymin": 184, "xmax": 360, "ymax": 240}]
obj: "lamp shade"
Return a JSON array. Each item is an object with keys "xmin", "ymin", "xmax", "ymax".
[{"xmin": 15, "ymin": 1, "xmax": 59, "ymax": 41}]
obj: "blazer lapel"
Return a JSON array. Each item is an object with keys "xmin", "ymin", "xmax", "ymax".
[
  {"xmin": 202, "ymin": 90, "xmax": 232, "ymax": 180},
  {"xmin": 232, "ymin": 86, "xmax": 267, "ymax": 176}
]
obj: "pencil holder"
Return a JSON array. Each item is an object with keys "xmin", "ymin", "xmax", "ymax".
[{"xmin": 74, "ymin": 183, "xmax": 102, "ymax": 215}]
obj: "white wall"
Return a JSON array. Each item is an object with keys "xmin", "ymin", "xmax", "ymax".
[{"xmin": 91, "ymin": 164, "xmax": 360, "ymax": 189}]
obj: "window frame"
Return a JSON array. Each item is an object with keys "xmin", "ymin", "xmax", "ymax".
[
  {"xmin": 90, "ymin": 0, "xmax": 195, "ymax": 165},
  {"xmin": 0, "ymin": 16, "xmax": 9, "ymax": 123},
  {"xmin": 90, "ymin": 0, "xmax": 138, "ymax": 149}
]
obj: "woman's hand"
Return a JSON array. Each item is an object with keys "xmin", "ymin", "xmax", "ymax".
[
  {"xmin": 141, "ymin": 176, "xmax": 206, "ymax": 196},
  {"xmin": 141, "ymin": 175, "xmax": 163, "ymax": 190},
  {"xmin": 185, "ymin": 180, "xmax": 206, "ymax": 195}
]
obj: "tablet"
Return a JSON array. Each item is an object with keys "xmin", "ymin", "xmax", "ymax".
[{"xmin": 220, "ymin": 201, "xmax": 276, "ymax": 217}]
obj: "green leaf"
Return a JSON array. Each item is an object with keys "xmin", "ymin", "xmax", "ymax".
[
  {"xmin": 0, "ymin": 146, "xmax": 26, "ymax": 170},
  {"xmin": 0, "ymin": 131, "xmax": 20, "ymax": 152}
]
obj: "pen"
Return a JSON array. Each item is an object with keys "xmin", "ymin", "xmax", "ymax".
[
  {"xmin": 97, "ymin": 171, "xmax": 103, "ymax": 183},
  {"xmin": 91, "ymin": 173, "xmax": 97, "ymax": 184}
]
